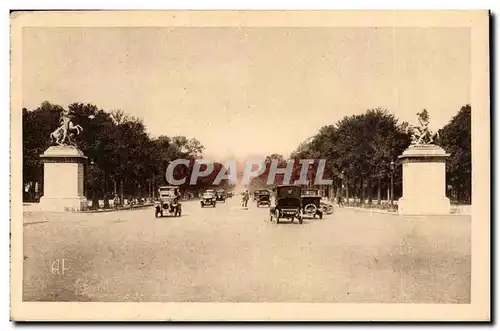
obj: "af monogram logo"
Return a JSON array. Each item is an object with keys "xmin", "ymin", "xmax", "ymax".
[{"xmin": 51, "ymin": 258, "xmax": 70, "ymax": 276}]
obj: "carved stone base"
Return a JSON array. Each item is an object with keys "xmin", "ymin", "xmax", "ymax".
[
  {"xmin": 38, "ymin": 146, "xmax": 88, "ymax": 212},
  {"xmin": 398, "ymin": 197, "xmax": 451, "ymax": 216},
  {"xmin": 398, "ymin": 144, "xmax": 451, "ymax": 215},
  {"xmin": 38, "ymin": 196, "xmax": 88, "ymax": 212}
]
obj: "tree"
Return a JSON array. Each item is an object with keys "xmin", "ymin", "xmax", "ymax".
[
  {"xmin": 22, "ymin": 101, "xmax": 209, "ymax": 205},
  {"xmin": 437, "ymin": 104, "xmax": 471, "ymax": 203},
  {"xmin": 289, "ymin": 108, "xmax": 410, "ymax": 205},
  {"xmin": 151, "ymin": 135, "xmax": 206, "ymax": 194},
  {"xmin": 22, "ymin": 102, "xmax": 65, "ymax": 200}
]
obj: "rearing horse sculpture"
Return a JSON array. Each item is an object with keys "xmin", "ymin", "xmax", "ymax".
[
  {"xmin": 50, "ymin": 110, "xmax": 83, "ymax": 146},
  {"xmin": 406, "ymin": 110, "xmax": 439, "ymax": 145}
]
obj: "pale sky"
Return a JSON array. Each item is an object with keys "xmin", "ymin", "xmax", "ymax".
[{"xmin": 23, "ymin": 27, "xmax": 470, "ymax": 160}]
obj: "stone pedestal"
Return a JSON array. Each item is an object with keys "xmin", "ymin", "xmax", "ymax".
[
  {"xmin": 398, "ymin": 144, "xmax": 451, "ymax": 215},
  {"xmin": 39, "ymin": 146, "xmax": 88, "ymax": 212}
]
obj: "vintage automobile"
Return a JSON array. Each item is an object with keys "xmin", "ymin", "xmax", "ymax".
[
  {"xmin": 226, "ymin": 191, "xmax": 234, "ymax": 198},
  {"xmin": 215, "ymin": 189, "xmax": 226, "ymax": 203},
  {"xmin": 253, "ymin": 189, "xmax": 268, "ymax": 202},
  {"xmin": 320, "ymin": 199, "xmax": 334, "ymax": 215},
  {"xmin": 200, "ymin": 190, "xmax": 217, "ymax": 208},
  {"xmin": 300, "ymin": 188, "xmax": 324, "ymax": 219},
  {"xmin": 154, "ymin": 186, "xmax": 182, "ymax": 217},
  {"xmin": 256, "ymin": 189, "xmax": 271, "ymax": 207},
  {"xmin": 269, "ymin": 185, "xmax": 303, "ymax": 224}
]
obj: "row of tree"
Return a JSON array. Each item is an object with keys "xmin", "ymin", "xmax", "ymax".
[
  {"xmin": 23, "ymin": 101, "xmax": 232, "ymax": 207},
  {"xmin": 23, "ymin": 101, "xmax": 471, "ymax": 205},
  {"xmin": 250, "ymin": 105, "xmax": 471, "ymax": 204}
]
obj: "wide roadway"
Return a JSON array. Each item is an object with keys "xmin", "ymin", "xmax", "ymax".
[{"xmin": 23, "ymin": 196, "xmax": 471, "ymax": 303}]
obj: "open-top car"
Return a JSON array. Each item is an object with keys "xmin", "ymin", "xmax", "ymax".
[
  {"xmin": 256, "ymin": 189, "xmax": 271, "ymax": 207},
  {"xmin": 215, "ymin": 189, "xmax": 226, "ymax": 203},
  {"xmin": 155, "ymin": 186, "xmax": 182, "ymax": 217},
  {"xmin": 300, "ymin": 188, "xmax": 324, "ymax": 219},
  {"xmin": 201, "ymin": 190, "xmax": 216, "ymax": 208},
  {"xmin": 270, "ymin": 185, "xmax": 303, "ymax": 224},
  {"xmin": 320, "ymin": 199, "xmax": 334, "ymax": 215}
]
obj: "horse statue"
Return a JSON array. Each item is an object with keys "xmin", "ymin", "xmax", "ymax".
[
  {"xmin": 50, "ymin": 110, "xmax": 84, "ymax": 146},
  {"xmin": 406, "ymin": 110, "xmax": 439, "ymax": 145}
]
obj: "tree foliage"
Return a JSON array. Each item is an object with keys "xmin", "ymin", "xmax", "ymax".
[
  {"xmin": 22, "ymin": 101, "xmax": 226, "ymax": 203},
  {"xmin": 437, "ymin": 104, "xmax": 471, "ymax": 203},
  {"xmin": 23, "ymin": 101, "xmax": 472, "ymax": 205},
  {"xmin": 286, "ymin": 106, "xmax": 471, "ymax": 204},
  {"xmin": 286, "ymin": 108, "xmax": 410, "ymax": 203}
]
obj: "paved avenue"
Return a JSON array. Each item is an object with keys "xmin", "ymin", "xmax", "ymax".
[{"xmin": 23, "ymin": 197, "xmax": 470, "ymax": 303}]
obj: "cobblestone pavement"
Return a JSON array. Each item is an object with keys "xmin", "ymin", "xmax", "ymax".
[{"xmin": 22, "ymin": 197, "xmax": 471, "ymax": 302}]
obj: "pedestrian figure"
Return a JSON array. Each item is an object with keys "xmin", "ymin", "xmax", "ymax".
[
  {"xmin": 113, "ymin": 194, "xmax": 120, "ymax": 210},
  {"xmin": 337, "ymin": 196, "xmax": 344, "ymax": 207},
  {"xmin": 242, "ymin": 190, "xmax": 249, "ymax": 207}
]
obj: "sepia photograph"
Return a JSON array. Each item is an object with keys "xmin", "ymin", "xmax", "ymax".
[{"xmin": 10, "ymin": 10, "xmax": 490, "ymax": 321}]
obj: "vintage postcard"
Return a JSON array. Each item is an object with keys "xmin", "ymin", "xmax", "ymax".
[{"xmin": 10, "ymin": 10, "xmax": 490, "ymax": 321}]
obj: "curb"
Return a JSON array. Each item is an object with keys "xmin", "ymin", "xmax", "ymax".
[
  {"xmin": 82, "ymin": 204, "xmax": 155, "ymax": 213},
  {"xmin": 340, "ymin": 206, "xmax": 399, "ymax": 215},
  {"xmin": 340, "ymin": 206, "xmax": 470, "ymax": 216}
]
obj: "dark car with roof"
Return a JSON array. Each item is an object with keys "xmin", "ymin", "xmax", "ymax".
[
  {"xmin": 269, "ymin": 185, "xmax": 303, "ymax": 224},
  {"xmin": 155, "ymin": 186, "xmax": 182, "ymax": 217},
  {"xmin": 300, "ymin": 188, "xmax": 324, "ymax": 219}
]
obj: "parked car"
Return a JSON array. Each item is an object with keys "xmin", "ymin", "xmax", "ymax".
[
  {"xmin": 300, "ymin": 189, "xmax": 324, "ymax": 219},
  {"xmin": 201, "ymin": 191, "xmax": 217, "ymax": 208},
  {"xmin": 269, "ymin": 185, "xmax": 303, "ymax": 224},
  {"xmin": 154, "ymin": 186, "xmax": 182, "ymax": 217}
]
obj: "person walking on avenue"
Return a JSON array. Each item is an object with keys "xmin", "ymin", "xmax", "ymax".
[
  {"xmin": 113, "ymin": 194, "xmax": 120, "ymax": 210},
  {"xmin": 242, "ymin": 190, "xmax": 249, "ymax": 207}
]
